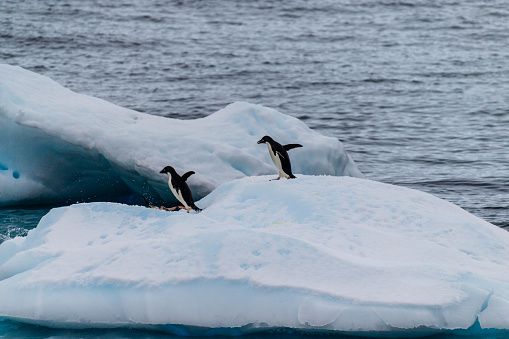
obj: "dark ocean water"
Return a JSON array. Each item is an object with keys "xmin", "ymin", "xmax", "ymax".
[{"xmin": 1, "ymin": 0, "xmax": 508, "ymax": 337}]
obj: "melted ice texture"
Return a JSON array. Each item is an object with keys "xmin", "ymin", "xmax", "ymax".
[
  {"xmin": 0, "ymin": 65, "xmax": 361, "ymax": 207},
  {"xmin": 1, "ymin": 175, "xmax": 509, "ymax": 335}
]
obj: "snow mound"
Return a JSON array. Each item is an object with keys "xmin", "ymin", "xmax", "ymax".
[
  {"xmin": 1, "ymin": 175, "xmax": 509, "ymax": 335},
  {"xmin": 0, "ymin": 65, "xmax": 362, "ymax": 207}
]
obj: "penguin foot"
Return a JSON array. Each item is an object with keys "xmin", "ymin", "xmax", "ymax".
[
  {"xmin": 179, "ymin": 206, "xmax": 192, "ymax": 213},
  {"xmin": 270, "ymin": 177, "xmax": 281, "ymax": 181},
  {"xmin": 160, "ymin": 206, "xmax": 177, "ymax": 212}
]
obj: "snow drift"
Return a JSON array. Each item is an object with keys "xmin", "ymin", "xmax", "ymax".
[
  {"xmin": 1, "ymin": 175, "xmax": 509, "ymax": 335},
  {"xmin": 0, "ymin": 65, "xmax": 362, "ymax": 207}
]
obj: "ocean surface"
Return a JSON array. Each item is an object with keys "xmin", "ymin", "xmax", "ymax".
[{"xmin": 1, "ymin": 0, "xmax": 508, "ymax": 337}]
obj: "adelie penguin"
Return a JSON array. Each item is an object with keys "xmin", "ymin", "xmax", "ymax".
[
  {"xmin": 257, "ymin": 135, "xmax": 303, "ymax": 180},
  {"xmin": 160, "ymin": 166, "xmax": 201, "ymax": 212}
]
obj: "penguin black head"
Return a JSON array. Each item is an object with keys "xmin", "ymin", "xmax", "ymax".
[
  {"xmin": 160, "ymin": 166, "xmax": 175, "ymax": 174},
  {"xmin": 257, "ymin": 135, "xmax": 274, "ymax": 144}
]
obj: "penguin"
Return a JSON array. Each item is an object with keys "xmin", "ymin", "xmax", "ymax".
[
  {"xmin": 257, "ymin": 135, "xmax": 302, "ymax": 180},
  {"xmin": 159, "ymin": 166, "xmax": 201, "ymax": 212}
]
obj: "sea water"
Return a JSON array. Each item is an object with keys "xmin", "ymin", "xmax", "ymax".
[{"xmin": 0, "ymin": 0, "xmax": 508, "ymax": 337}]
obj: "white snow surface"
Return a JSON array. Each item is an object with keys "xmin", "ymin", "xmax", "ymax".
[
  {"xmin": 1, "ymin": 175, "xmax": 509, "ymax": 335},
  {"xmin": 0, "ymin": 64, "xmax": 362, "ymax": 206}
]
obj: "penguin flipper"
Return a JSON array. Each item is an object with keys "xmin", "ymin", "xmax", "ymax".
[
  {"xmin": 181, "ymin": 171, "xmax": 195, "ymax": 181},
  {"xmin": 283, "ymin": 144, "xmax": 303, "ymax": 151}
]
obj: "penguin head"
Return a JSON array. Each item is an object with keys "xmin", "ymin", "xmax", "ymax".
[
  {"xmin": 257, "ymin": 135, "xmax": 274, "ymax": 144},
  {"xmin": 160, "ymin": 166, "xmax": 176, "ymax": 175}
]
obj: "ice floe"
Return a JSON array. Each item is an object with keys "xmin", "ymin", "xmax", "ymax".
[{"xmin": 1, "ymin": 175, "xmax": 508, "ymax": 335}]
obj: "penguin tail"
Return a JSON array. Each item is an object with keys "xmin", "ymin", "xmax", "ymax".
[
  {"xmin": 191, "ymin": 204, "xmax": 202, "ymax": 212},
  {"xmin": 288, "ymin": 174, "xmax": 297, "ymax": 179}
]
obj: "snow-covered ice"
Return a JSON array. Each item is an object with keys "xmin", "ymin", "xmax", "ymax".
[
  {"xmin": 2, "ymin": 64, "xmax": 509, "ymax": 336},
  {"xmin": 1, "ymin": 175, "xmax": 509, "ymax": 335},
  {"xmin": 0, "ymin": 64, "xmax": 362, "ymax": 207}
]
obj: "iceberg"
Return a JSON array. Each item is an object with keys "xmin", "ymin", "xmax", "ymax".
[
  {"xmin": 0, "ymin": 65, "xmax": 362, "ymax": 207},
  {"xmin": 1, "ymin": 175, "xmax": 509, "ymax": 336}
]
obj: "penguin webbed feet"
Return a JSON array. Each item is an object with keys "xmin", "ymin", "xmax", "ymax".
[
  {"xmin": 178, "ymin": 206, "xmax": 202, "ymax": 213},
  {"xmin": 270, "ymin": 175, "xmax": 296, "ymax": 181},
  {"xmin": 177, "ymin": 205, "xmax": 191, "ymax": 213}
]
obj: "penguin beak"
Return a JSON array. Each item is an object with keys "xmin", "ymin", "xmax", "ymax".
[
  {"xmin": 159, "ymin": 169, "xmax": 165, "ymax": 174},
  {"xmin": 257, "ymin": 139, "xmax": 264, "ymax": 144}
]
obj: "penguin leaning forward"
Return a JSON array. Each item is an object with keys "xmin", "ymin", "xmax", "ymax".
[
  {"xmin": 257, "ymin": 135, "xmax": 303, "ymax": 180},
  {"xmin": 160, "ymin": 166, "xmax": 201, "ymax": 212}
]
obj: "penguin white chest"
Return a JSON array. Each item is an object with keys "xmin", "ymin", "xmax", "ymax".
[
  {"xmin": 267, "ymin": 143, "xmax": 288, "ymax": 177},
  {"xmin": 167, "ymin": 174, "xmax": 189, "ymax": 208}
]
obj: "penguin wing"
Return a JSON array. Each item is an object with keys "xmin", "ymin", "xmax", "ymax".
[
  {"xmin": 283, "ymin": 144, "xmax": 303, "ymax": 151},
  {"xmin": 181, "ymin": 171, "xmax": 195, "ymax": 182}
]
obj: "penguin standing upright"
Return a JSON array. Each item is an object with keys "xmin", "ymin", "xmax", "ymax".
[
  {"xmin": 160, "ymin": 166, "xmax": 201, "ymax": 212},
  {"xmin": 257, "ymin": 135, "xmax": 303, "ymax": 180}
]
